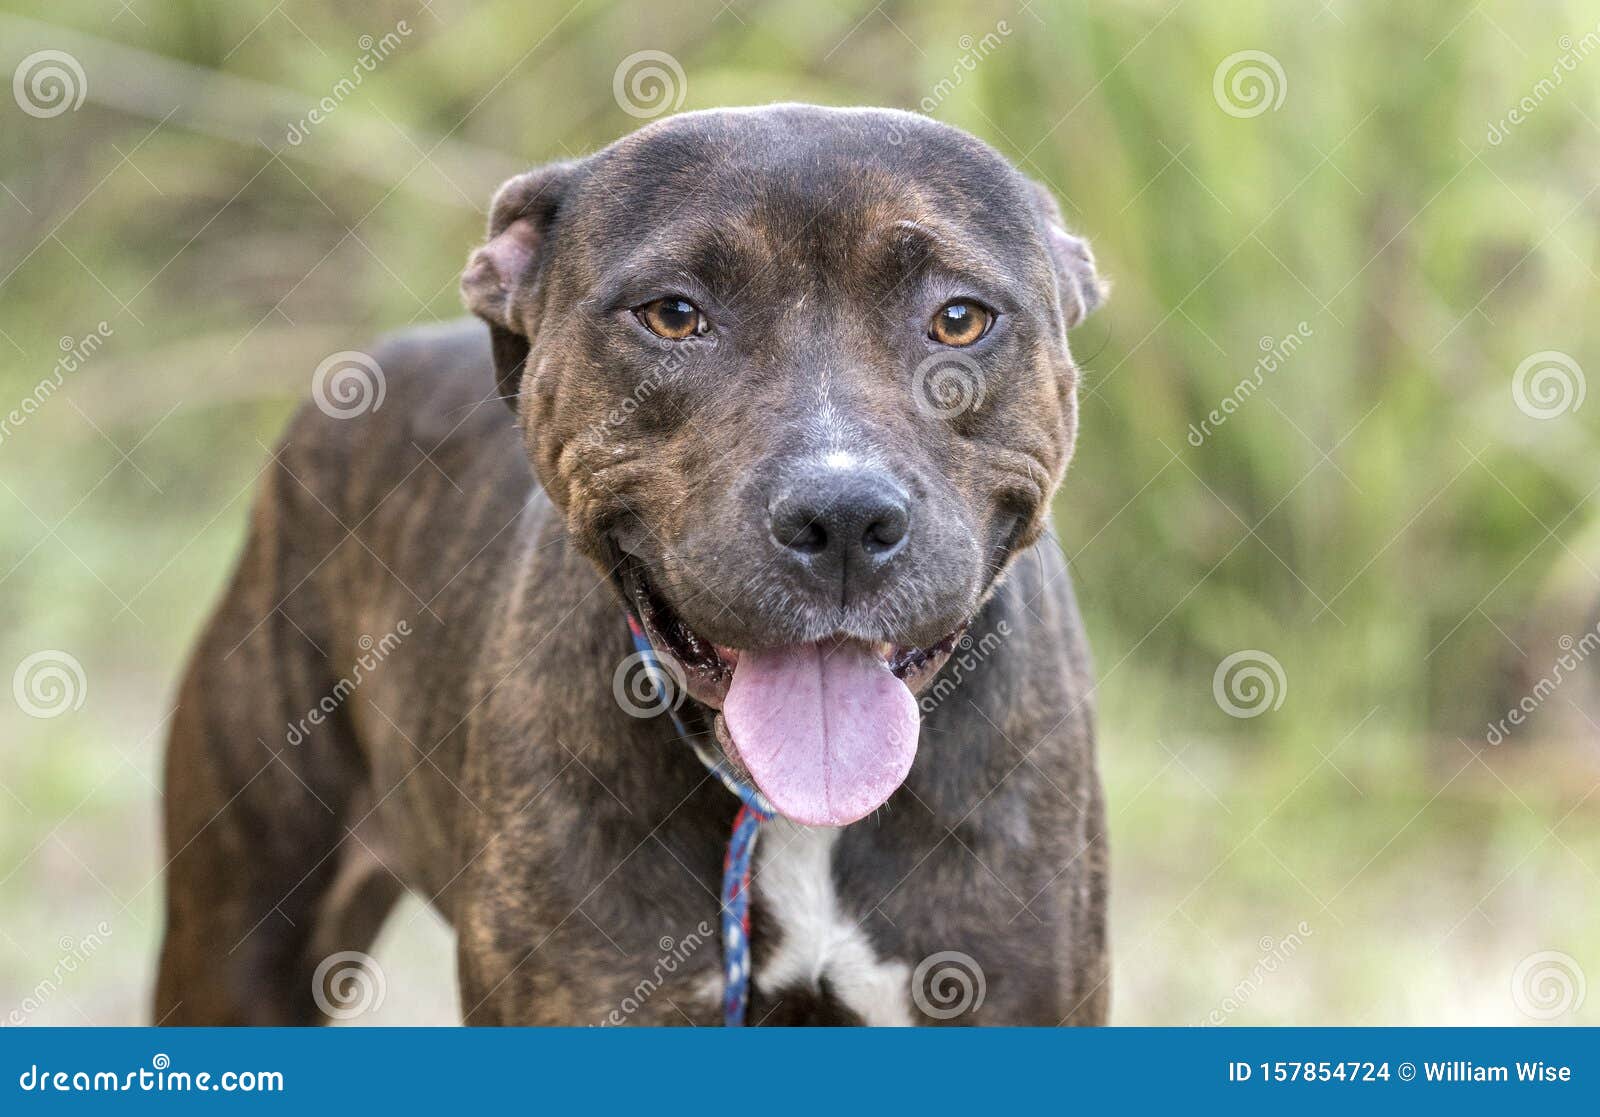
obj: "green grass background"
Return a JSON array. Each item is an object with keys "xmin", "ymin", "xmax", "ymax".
[{"xmin": 2, "ymin": 0, "xmax": 1598, "ymax": 1024}]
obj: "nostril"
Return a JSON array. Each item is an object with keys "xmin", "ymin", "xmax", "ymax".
[
  {"xmin": 861, "ymin": 506, "xmax": 908, "ymax": 555},
  {"xmin": 780, "ymin": 518, "xmax": 829, "ymax": 556}
]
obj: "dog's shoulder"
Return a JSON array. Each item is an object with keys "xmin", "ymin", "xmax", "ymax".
[
  {"xmin": 271, "ymin": 318, "xmax": 524, "ymax": 512},
  {"xmin": 363, "ymin": 316, "xmax": 508, "ymax": 446},
  {"xmin": 285, "ymin": 316, "xmax": 501, "ymax": 437}
]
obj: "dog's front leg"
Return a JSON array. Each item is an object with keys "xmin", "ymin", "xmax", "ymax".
[
  {"xmin": 455, "ymin": 903, "xmax": 599, "ymax": 1026},
  {"xmin": 454, "ymin": 875, "xmax": 724, "ymax": 1026}
]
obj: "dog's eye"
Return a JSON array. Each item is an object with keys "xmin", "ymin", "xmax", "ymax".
[
  {"xmin": 929, "ymin": 301, "xmax": 993, "ymax": 347},
  {"xmin": 635, "ymin": 297, "xmax": 709, "ymax": 340}
]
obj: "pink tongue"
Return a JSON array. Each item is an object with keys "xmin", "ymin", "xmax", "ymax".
[{"xmin": 722, "ymin": 640, "xmax": 920, "ymax": 827}]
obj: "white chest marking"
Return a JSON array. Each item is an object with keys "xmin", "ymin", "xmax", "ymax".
[{"xmin": 754, "ymin": 819, "xmax": 913, "ymax": 1026}]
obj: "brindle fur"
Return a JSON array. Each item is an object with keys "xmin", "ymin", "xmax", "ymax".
[{"xmin": 155, "ymin": 105, "xmax": 1109, "ymax": 1026}]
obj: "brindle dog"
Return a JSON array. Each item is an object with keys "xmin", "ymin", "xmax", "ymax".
[{"xmin": 155, "ymin": 105, "xmax": 1109, "ymax": 1026}]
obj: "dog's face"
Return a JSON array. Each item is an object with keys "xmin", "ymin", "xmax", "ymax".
[{"xmin": 463, "ymin": 105, "xmax": 1103, "ymax": 825}]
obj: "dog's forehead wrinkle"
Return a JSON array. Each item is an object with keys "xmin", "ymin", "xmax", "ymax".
[
  {"xmin": 591, "ymin": 113, "xmax": 1034, "ymax": 258},
  {"xmin": 892, "ymin": 217, "xmax": 940, "ymax": 243}
]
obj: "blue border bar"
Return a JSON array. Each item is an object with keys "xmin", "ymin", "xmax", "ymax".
[{"xmin": 4, "ymin": 1028, "xmax": 1594, "ymax": 1113}]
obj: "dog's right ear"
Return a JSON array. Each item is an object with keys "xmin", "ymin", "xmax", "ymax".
[
  {"xmin": 461, "ymin": 162, "xmax": 577, "ymax": 411},
  {"xmin": 1026, "ymin": 180, "xmax": 1107, "ymax": 332}
]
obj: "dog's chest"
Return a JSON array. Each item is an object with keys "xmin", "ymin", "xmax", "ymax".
[{"xmin": 750, "ymin": 819, "xmax": 913, "ymax": 1025}]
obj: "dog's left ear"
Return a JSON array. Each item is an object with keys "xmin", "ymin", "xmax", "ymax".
[
  {"xmin": 1028, "ymin": 181, "xmax": 1107, "ymax": 330},
  {"xmin": 462, "ymin": 161, "xmax": 579, "ymax": 411}
]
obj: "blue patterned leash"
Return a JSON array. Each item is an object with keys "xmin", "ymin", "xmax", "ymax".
[{"xmin": 627, "ymin": 617, "xmax": 775, "ymax": 1026}]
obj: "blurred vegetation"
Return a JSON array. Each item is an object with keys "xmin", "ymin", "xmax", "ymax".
[{"xmin": 1, "ymin": 0, "xmax": 1597, "ymax": 1024}]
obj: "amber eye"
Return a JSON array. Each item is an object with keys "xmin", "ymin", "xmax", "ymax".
[
  {"xmin": 929, "ymin": 301, "xmax": 993, "ymax": 347},
  {"xmin": 635, "ymin": 297, "xmax": 709, "ymax": 340}
]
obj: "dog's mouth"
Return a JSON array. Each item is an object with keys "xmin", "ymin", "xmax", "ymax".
[{"xmin": 615, "ymin": 550, "xmax": 965, "ymax": 827}]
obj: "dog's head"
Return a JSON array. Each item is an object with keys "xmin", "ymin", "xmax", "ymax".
[{"xmin": 463, "ymin": 105, "xmax": 1104, "ymax": 825}]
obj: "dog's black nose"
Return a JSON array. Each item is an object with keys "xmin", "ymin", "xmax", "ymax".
[{"xmin": 770, "ymin": 468, "xmax": 910, "ymax": 596}]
